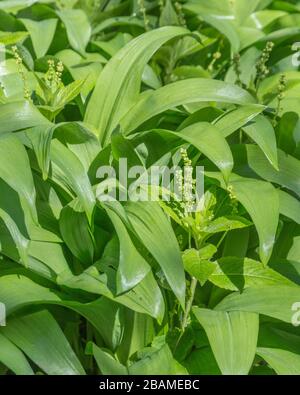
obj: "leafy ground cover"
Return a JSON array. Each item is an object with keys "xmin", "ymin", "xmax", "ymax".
[{"xmin": 0, "ymin": 0, "xmax": 300, "ymax": 375}]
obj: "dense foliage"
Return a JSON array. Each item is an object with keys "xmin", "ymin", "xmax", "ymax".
[{"xmin": 1, "ymin": 0, "xmax": 300, "ymax": 375}]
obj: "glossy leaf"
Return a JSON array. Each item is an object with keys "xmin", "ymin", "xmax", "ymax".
[{"xmin": 193, "ymin": 308, "xmax": 259, "ymax": 375}]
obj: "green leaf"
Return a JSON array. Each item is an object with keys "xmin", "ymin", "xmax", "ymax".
[
  {"xmin": 234, "ymin": 145, "xmax": 300, "ymax": 197},
  {"xmin": 92, "ymin": 344, "xmax": 128, "ymax": 375},
  {"xmin": 92, "ymin": 343, "xmax": 186, "ymax": 375},
  {"xmin": 129, "ymin": 344, "xmax": 187, "ymax": 375},
  {"xmin": 0, "ymin": 0, "xmax": 37, "ymax": 13},
  {"xmin": 230, "ymin": 176, "xmax": 279, "ymax": 264},
  {"xmin": 0, "ymin": 101, "xmax": 51, "ymax": 134},
  {"xmin": 0, "ymin": 333, "xmax": 33, "ymax": 375},
  {"xmin": 203, "ymin": 215, "xmax": 251, "ymax": 234},
  {"xmin": 50, "ymin": 139, "xmax": 95, "ymax": 223},
  {"xmin": 20, "ymin": 18, "xmax": 57, "ymax": 58},
  {"xmin": 25, "ymin": 125, "xmax": 54, "ymax": 180},
  {"xmin": 182, "ymin": 248, "xmax": 216, "ymax": 286},
  {"xmin": 121, "ymin": 79, "xmax": 256, "ymax": 135},
  {"xmin": 193, "ymin": 308, "xmax": 259, "ymax": 375},
  {"xmin": 0, "ymin": 31, "xmax": 29, "ymax": 45},
  {"xmin": 279, "ymin": 190, "xmax": 300, "ymax": 224},
  {"xmin": 147, "ymin": 122, "xmax": 234, "ymax": 183},
  {"xmin": 216, "ymin": 285, "xmax": 300, "ymax": 322},
  {"xmin": 1, "ymin": 310, "xmax": 85, "ymax": 375},
  {"xmin": 160, "ymin": 0, "xmax": 180, "ymax": 26},
  {"xmin": 53, "ymin": 79, "xmax": 85, "ymax": 108},
  {"xmin": 59, "ymin": 199, "xmax": 94, "ymax": 265},
  {"xmin": 184, "ymin": 348, "xmax": 221, "ymax": 375},
  {"xmin": 209, "ymin": 257, "xmax": 294, "ymax": 291},
  {"xmin": 125, "ymin": 202, "xmax": 186, "ymax": 308},
  {"xmin": 242, "ymin": 115, "xmax": 278, "ymax": 169},
  {"xmin": 214, "ymin": 105, "xmax": 264, "ymax": 138},
  {"xmin": 59, "ymin": 267, "xmax": 165, "ymax": 322},
  {"xmin": 0, "ymin": 207, "xmax": 29, "ymax": 266},
  {"xmin": 28, "ymin": 240, "xmax": 72, "ymax": 276},
  {"xmin": 116, "ymin": 311, "xmax": 154, "ymax": 363},
  {"xmin": 223, "ymin": 228, "xmax": 249, "ymax": 258},
  {"xmin": 84, "ymin": 26, "xmax": 189, "ymax": 144},
  {"xmin": 103, "ymin": 205, "xmax": 151, "ymax": 294},
  {"xmin": 57, "ymin": 9, "xmax": 91, "ymax": 55},
  {"xmin": 92, "ymin": 17, "xmax": 145, "ymax": 35},
  {"xmin": 257, "ymin": 348, "xmax": 300, "ymax": 375},
  {"xmin": 0, "ymin": 133, "xmax": 37, "ymax": 222}
]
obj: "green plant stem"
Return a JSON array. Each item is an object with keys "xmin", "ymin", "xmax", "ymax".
[{"xmin": 181, "ymin": 276, "xmax": 197, "ymax": 331}]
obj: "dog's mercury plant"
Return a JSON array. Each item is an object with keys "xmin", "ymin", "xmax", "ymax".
[
  {"xmin": 138, "ymin": 0, "xmax": 150, "ymax": 31},
  {"xmin": 46, "ymin": 59, "xmax": 64, "ymax": 90},
  {"xmin": 11, "ymin": 45, "xmax": 31, "ymax": 100},
  {"xmin": 208, "ymin": 51, "xmax": 222, "ymax": 72},
  {"xmin": 233, "ymin": 53, "xmax": 243, "ymax": 87},
  {"xmin": 174, "ymin": 2, "xmax": 187, "ymax": 27},
  {"xmin": 274, "ymin": 73, "xmax": 287, "ymax": 121},
  {"xmin": 255, "ymin": 41, "xmax": 274, "ymax": 87}
]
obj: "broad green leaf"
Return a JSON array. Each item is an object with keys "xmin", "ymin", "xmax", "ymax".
[
  {"xmin": 0, "ymin": 0, "xmax": 37, "ymax": 13},
  {"xmin": 57, "ymin": 9, "xmax": 91, "ymax": 55},
  {"xmin": 92, "ymin": 344, "xmax": 128, "ymax": 375},
  {"xmin": 0, "ymin": 31, "xmax": 29, "ymax": 45},
  {"xmin": 203, "ymin": 215, "xmax": 251, "ymax": 234},
  {"xmin": 245, "ymin": 10, "xmax": 286, "ymax": 29},
  {"xmin": 209, "ymin": 173, "xmax": 279, "ymax": 264},
  {"xmin": 230, "ymin": 176, "xmax": 279, "ymax": 264},
  {"xmin": 0, "ymin": 101, "xmax": 51, "ymax": 134},
  {"xmin": 184, "ymin": 0, "xmax": 260, "ymax": 51},
  {"xmin": 85, "ymin": 26, "xmax": 189, "ymax": 144},
  {"xmin": 53, "ymin": 122, "xmax": 100, "ymax": 172},
  {"xmin": 25, "ymin": 125, "xmax": 54, "ymax": 180},
  {"xmin": 160, "ymin": 0, "xmax": 179, "ymax": 26},
  {"xmin": 0, "ymin": 133, "xmax": 37, "ymax": 222},
  {"xmin": 59, "ymin": 199, "xmax": 94, "ymax": 265},
  {"xmin": 180, "ymin": 123, "xmax": 234, "ymax": 183},
  {"xmin": 216, "ymin": 285, "xmax": 300, "ymax": 322},
  {"xmin": 121, "ymin": 79, "xmax": 256, "ymax": 134},
  {"xmin": 59, "ymin": 268, "xmax": 165, "ymax": 322},
  {"xmin": 0, "ymin": 207, "xmax": 29, "ymax": 266},
  {"xmin": 147, "ymin": 122, "xmax": 234, "ymax": 182},
  {"xmin": 50, "ymin": 139, "xmax": 95, "ymax": 223},
  {"xmin": 209, "ymin": 257, "xmax": 293, "ymax": 291},
  {"xmin": 184, "ymin": 348, "xmax": 221, "ymax": 375},
  {"xmin": 0, "ymin": 272, "xmax": 163, "ymax": 340},
  {"xmin": 0, "ymin": 333, "xmax": 33, "ymax": 375},
  {"xmin": 279, "ymin": 190, "xmax": 300, "ymax": 224},
  {"xmin": 92, "ymin": 343, "xmax": 186, "ymax": 375},
  {"xmin": 182, "ymin": 248, "xmax": 216, "ymax": 286},
  {"xmin": 257, "ymin": 348, "xmax": 300, "ymax": 375},
  {"xmin": 214, "ymin": 105, "xmax": 264, "ymax": 138},
  {"xmin": 117, "ymin": 310, "xmax": 154, "ymax": 363},
  {"xmin": 0, "ymin": 275, "xmax": 61, "ymax": 314},
  {"xmin": 129, "ymin": 344, "xmax": 187, "ymax": 375},
  {"xmin": 233, "ymin": 145, "xmax": 300, "ymax": 197},
  {"xmin": 185, "ymin": 0, "xmax": 260, "ymax": 23},
  {"xmin": 92, "ymin": 17, "xmax": 145, "ymax": 35},
  {"xmin": 20, "ymin": 18, "xmax": 57, "ymax": 58},
  {"xmin": 223, "ymin": 228, "xmax": 249, "ymax": 258},
  {"xmin": 53, "ymin": 80, "xmax": 85, "ymax": 108},
  {"xmin": 86, "ymin": 298, "xmax": 124, "ymax": 351},
  {"xmin": 193, "ymin": 308, "xmax": 259, "ymax": 375},
  {"xmin": 1, "ymin": 310, "xmax": 85, "ymax": 375},
  {"xmin": 125, "ymin": 202, "xmax": 186, "ymax": 308},
  {"xmin": 103, "ymin": 205, "xmax": 150, "ymax": 294},
  {"xmin": 242, "ymin": 115, "xmax": 278, "ymax": 169},
  {"xmin": 28, "ymin": 240, "xmax": 72, "ymax": 276}
]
